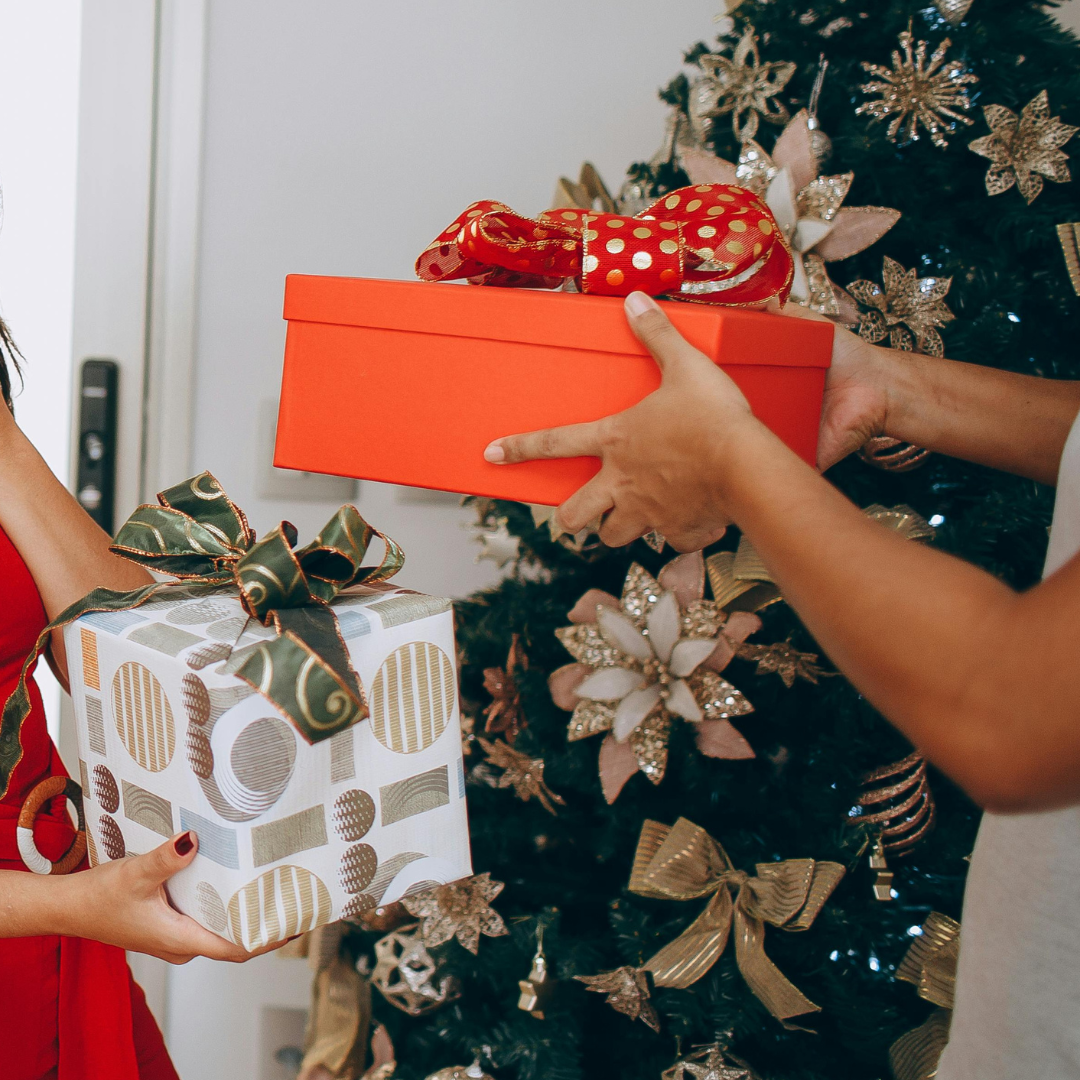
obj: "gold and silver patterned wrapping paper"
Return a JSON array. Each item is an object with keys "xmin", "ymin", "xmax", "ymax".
[{"xmin": 65, "ymin": 582, "xmax": 472, "ymax": 950}]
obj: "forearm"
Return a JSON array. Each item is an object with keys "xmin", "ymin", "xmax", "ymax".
[
  {"xmin": 0, "ymin": 869, "xmax": 73, "ymax": 938},
  {"xmin": 717, "ymin": 420, "xmax": 1058, "ymax": 808},
  {"xmin": 0, "ymin": 417, "xmax": 150, "ymax": 682},
  {"xmin": 0, "ymin": 418, "xmax": 150, "ymax": 618},
  {"xmin": 879, "ymin": 347, "xmax": 1080, "ymax": 484}
]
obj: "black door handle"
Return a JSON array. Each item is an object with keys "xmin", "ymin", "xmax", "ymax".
[{"xmin": 75, "ymin": 359, "xmax": 118, "ymax": 535}]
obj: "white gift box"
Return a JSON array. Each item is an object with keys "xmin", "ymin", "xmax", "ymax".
[{"xmin": 64, "ymin": 582, "xmax": 472, "ymax": 949}]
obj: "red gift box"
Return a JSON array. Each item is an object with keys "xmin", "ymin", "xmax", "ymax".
[{"xmin": 274, "ymin": 276, "xmax": 833, "ymax": 507}]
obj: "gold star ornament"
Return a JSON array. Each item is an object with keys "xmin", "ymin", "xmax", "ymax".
[
  {"xmin": 846, "ymin": 256, "xmax": 955, "ymax": 357},
  {"xmin": 477, "ymin": 737, "xmax": 565, "ymax": 815},
  {"xmin": 691, "ymin": 29, "xmax": 795, "ymax": 142},
  {"xmin": 737, "ymin": 641, "xmax": 825, "ymax": 688},
  {"xmin": 857, "ymin": 29, "xmax": 977, "ymax": 148},
  {"xmin": 662, "ymin": 1042, "xmax": 760, "ymax": 1080},
  {"xmin": 401, "ymin": 873, "xmax": 509, "ymax": 955},
  {"xmin": 575, "ymin": 966, "xmax": 660, "ymax": 1031},
  {"xmin": 969, "ymin": 90, "xmax": 1077, "ymax": 204}
]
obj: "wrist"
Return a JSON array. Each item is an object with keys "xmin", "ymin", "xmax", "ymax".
[{"xmin": 40, "ymin": 870, "xmax": 85, "ymax": 938}]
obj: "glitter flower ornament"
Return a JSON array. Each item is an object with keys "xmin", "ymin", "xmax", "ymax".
[
  {"xmin": 847, "ymin": 257, "xmax": 955, "ymax": 357},
  {"xmin": 857, "ymin": 30, "xmax": 977, "ymax": 148},
  {"xmin": 969, "ymin": 90, "xmax": 1078, "ymax": 204},
  {"xmin": 690, "ymin": 29, "xmax": 796, "ymax": 142},
  {"xmin": 401, "ymin": 873, "xmax": 509, "ymax": 955},
  {"xmin": 549, "ymin": 551, "xmax": 759, "ymax": 802},
  {"xmin": 680, "ymin": 111, "xmax": 899, "ymax": 315}
]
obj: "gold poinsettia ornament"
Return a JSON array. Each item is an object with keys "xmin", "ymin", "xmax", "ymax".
[
  {"xmin": 846, "ymin": 256, "xmax": 955, "ymax": 357},
  {"xmin": 481, "ymin": 634, "xmax": 527, "ymax": 742},
  {"xmin": 400, "ymin": 873, "xmax": 509, "ymax": 955},
  {"xmin": 969, "ymin": 90, "xmax": 1078, "ymax": 204},
  {"xmin": 857, "ymin": 29, "xmax": 977, "ymax": 148},
  {"xmin": 549, "ymin": 550, "xmax": 760, "ymax": 802},
  {"xmin": 680, "ymin": 109, "xmax": 899, "ymax": 315},
  {"xmin": 690, "ymin": 28, "xmax": 796, "ymax": 142}
]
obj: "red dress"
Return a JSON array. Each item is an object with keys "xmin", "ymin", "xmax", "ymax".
[{"xmin": 0, "ymin": 524, "xmax": 179, "ymax": 1080}]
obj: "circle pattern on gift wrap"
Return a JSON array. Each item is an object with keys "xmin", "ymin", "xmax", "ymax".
[
  {"xmin": 370, "ymin": 642, "xmax": 455, "ymax": 754},
  {"xmin": 186, "ymin": 727, "xmax": 214, "ymax": 779},
  {"xmin": 226, "ymin": 865, "xmax": 332, "ymax": 951},
  {"xmin": 112, "ymin": 662, "xmax": 175, "ymax": 771},
  {"xmin": 196, "ymin": 881, "xmax": 228, "ymax": 933},
  {"xmin": 100, "ymin": 814, "xmax": 126, "ymax": 860},
  {"xmin": 333, "ymin": 789, "xmax": 376, "ymax": 841},
  {"xmin": 340, "ymin": 843, "xmax": 378, "ymax": 894},
  {"xmin": 166, "ymin": 599, "xmax": 231, "ymax": 626},
  {"xmin": 229, "ymin": 717, "xmax": 296, "ymax": 801},
  {"xmin": 92, "ymin": 764, "xmax": 119, "ymax": 813},
  {"xmin": 342, "ymin": 893, "xmax": 379, "ymax": 921}
]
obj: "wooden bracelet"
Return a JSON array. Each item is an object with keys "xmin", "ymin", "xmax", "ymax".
[{"xmin": 18, "ymin": 776, "xmax": 87, "ymax": 875}]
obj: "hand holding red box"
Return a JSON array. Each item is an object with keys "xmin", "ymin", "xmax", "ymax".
[{"xmin": 274, "ymin": 183, "xmax": 831, "ymax": 506}]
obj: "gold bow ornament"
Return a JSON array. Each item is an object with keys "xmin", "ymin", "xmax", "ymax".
[
  {"xmin": 889, "ymin": 912, "xmax": 959, "ymax": 1080},
  {"xmin": 628, "ymin": 818, "xmax": 844, "ymax": 1024}
]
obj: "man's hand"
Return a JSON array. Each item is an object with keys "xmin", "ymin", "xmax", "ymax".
[
  {"xmin": 483, "ymin": 292, "xmax": 761, "ymax": 552},
  {"xmin": 767, "ymin": 301, "xmax": 890, "ymax": 471}
]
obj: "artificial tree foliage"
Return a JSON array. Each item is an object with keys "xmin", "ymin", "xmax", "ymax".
[{"xmin": 344, "ymin": 3, "xmax": 1080, "ymax": 1076}]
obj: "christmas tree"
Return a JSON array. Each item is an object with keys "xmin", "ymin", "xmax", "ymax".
[{"xmin": 318, "ymin": 3, "xmax": 1080, "ymax": 1077}]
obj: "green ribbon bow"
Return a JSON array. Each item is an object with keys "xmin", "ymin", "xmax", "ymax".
[{"xmin": 0, "ymin": 472, "xmax": 403, "ymax": 798}]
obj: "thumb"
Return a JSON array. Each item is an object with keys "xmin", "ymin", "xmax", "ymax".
[
  {"xmin": 136, "ymin": 831, "xmax": 198, "ymax": 887},
  {"xmin": 624, "ymin": 292, "xmax": 709, "ymax": 375}
]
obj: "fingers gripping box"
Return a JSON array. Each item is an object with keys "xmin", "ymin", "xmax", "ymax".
[{"xmin": 64, "ymin": 584, "xmax": 471, "ymax": 950}]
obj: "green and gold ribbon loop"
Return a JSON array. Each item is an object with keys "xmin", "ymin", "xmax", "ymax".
[
  {"xmin": 889, "ymin": 912, "xmax": 959, "ymax": 1080},
  {"xmin": 628, "ymin": 818, "xmax": 844, "ymax": 1024},
  {"xmin": 0, "ymin": 471, "xmax": 403, "ymax": 798}
]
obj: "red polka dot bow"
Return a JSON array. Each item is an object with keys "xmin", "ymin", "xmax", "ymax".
[{"xmin": 416, "ymin": 184, "xmax": 793, "ymax": 305}]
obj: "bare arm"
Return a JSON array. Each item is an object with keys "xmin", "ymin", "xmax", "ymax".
[
  {"xmin": 0, "ymin": 832, "xmax": 282, "ymax": 963},
  {"xmin": 779, "ymin": 301, "xmax": 1080, "ymax": 483},
  {"xmin": 485, "ymin": 294, "xmax": 1080, "ymax": 812},
  {"xmin": 0, "ymin": 404, "xmax": 150, "ymax": 686}
]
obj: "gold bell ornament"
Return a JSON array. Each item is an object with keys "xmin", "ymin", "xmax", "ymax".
[{"xmin": 517, "ymin": 926, "xmax": 556, "ymax": 1019}]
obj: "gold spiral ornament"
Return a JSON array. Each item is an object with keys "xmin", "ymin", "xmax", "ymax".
[
  {"xmin": 112, "ymin": 661, "xmax": 176, "ymax": 771},
  {"xmin": 371, "ymin": 643, "xmax": 455, "ymax": 754},
  {"xmin": 858, "ymin": 436, "xmax": 930, "ymax": 472}
]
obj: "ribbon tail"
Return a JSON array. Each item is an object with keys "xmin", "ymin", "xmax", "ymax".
[
  {"xmin": 644, "ymin": 889, "xmax": 733, "ymax": 989},
  {"xmin": 888, "ymin": 1008, "xmax": 952, "ymax": 1080},
  {"xmin": 0, "ymin": 582, "xmax": 167, "ymax": 799},
  {"xmin": 733, "ymin": 906, "xmax": 820, "ymax": 1023},
  {"xmin": 231, "ymin": 606, "xmax": 366, "ymax": 744}
]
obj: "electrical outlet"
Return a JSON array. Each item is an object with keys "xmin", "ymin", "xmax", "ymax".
[
  {"xmin": 258, "ymin": 399, "xmax": 360, "ymax": 502},
  {"xmin": 259, "ymin": 1006, "xmax": 307, "ymax": 1080}
]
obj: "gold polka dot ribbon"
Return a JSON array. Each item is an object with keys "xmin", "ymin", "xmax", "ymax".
[
  {"xmin": 416, "ymin": 184, "xmax": 793, "ymax": 306},
  {"xmin": 628, "ymin": 817, "xmax": 844, "ymax": 1024},
  {"xmin": 0, "ymin": 472, "xmax": 404, "ymax": 798}
]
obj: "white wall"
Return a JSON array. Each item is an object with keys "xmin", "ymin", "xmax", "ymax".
[
  {"xmin": 188, "ymin": 0, "xmax": 720, "ymax": 599},
  {"xmin": 170, "ymin": 3, "xmax": 719, "ymax": 1076},
  {"xmin": 0, "ymin": 2, "xmax": 83, "ymax": 738}
]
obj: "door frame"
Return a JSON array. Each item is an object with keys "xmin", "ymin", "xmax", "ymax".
[{"xmin": 68, "ymin": 0, "xmax": 208, "ymax": 1029}]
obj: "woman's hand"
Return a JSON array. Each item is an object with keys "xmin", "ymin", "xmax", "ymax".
[
  {"xmin": 484, "ymin": 292, "xmax": 761, "ymax": 551},
  {"xmin": 56, "ymin": 832, "xmax": 282, "ymax": 964}
]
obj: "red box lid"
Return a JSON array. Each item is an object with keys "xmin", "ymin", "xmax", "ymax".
[{"xmin": 282, "ymin": 275, "xmax": 833, "ymax": 368}]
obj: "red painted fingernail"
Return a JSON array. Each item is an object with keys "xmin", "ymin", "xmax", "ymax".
[{"xmin": 174, "ymin": 831, "xmax": 194, "ymax": 856}]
